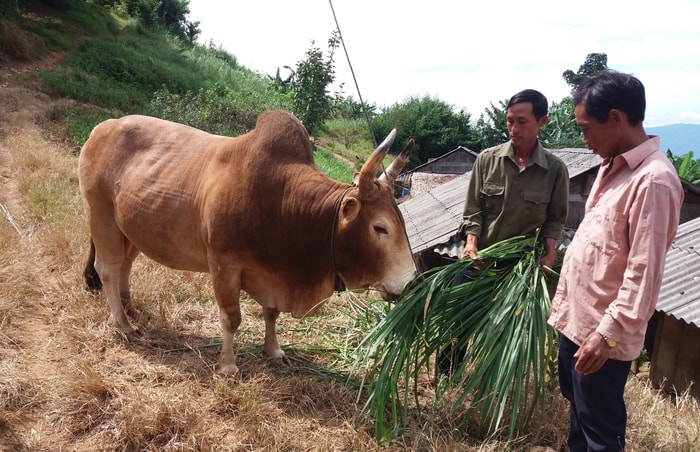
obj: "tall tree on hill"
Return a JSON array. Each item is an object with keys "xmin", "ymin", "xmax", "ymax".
[
  {"xmin": 121, "ymin": 0, "xmax": 199, "ymax": 42},
  {"xmin": 372, "ymin": 96, "xmax": 477, "ymax": 169},
  {"xmin": 562, "ymin": 52, "xmax": 608, "ymax": 89},
  {"xmin": 290, "ymin": 32, "xmax": 339, "ymax": 136}
]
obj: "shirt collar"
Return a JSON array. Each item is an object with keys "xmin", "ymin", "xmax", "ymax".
[
  {"xmin": 616, "ymin": 136, "xmax": 661, "ymax": 171},
  {"xmin": 495, "ymin": 140, "xmax": 550, "ymax": 169}
]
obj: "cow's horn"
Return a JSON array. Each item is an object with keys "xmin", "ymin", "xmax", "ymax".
[
  {"xmin": 378, "ymin": 138, "xmax": 414, "ymax": 186},
  {"xmin": 357, "ymin": 129, "xmax": 396, "ymax": 192}
]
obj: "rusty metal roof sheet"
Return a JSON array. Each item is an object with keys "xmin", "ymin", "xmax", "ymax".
[{"xmin": 657, "ymin": 216, "xmax": 700, "ymax": 327}]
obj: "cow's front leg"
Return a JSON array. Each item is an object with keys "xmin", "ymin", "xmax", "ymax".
[
  {"xmin": 216, "ymin": 305, "xmax": 241, "ymax": 376},
  {"xmin": 211, "ymin": 272, "xmax": 242, "ymax": 377},
  {"xmin": 263, "ymin": 307, "xmax": 289, "ymax": 365}
]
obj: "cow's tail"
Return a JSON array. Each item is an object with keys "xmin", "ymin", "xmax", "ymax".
[{"xmin": 83, "ymin": 238, "xmax": 102, "ymax": 293}]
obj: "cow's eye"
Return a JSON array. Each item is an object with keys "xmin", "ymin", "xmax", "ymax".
[{"xmin": 374, "ymin": 224, "xmax": 388, "ymax": 235}]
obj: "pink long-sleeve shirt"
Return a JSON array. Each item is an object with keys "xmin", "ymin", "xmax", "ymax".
[{"xmin": 548, "ymin": 136, "xmax": 683, "ymax": 361}]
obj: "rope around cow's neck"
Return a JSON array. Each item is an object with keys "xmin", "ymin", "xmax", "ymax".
[{"xmin": 330, "ymin": 185, "xmax": 354, "ymax": 284}]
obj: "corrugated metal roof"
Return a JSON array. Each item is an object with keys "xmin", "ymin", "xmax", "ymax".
[
  {"xmin": 657, "ymin": 216, "xmax": 700, "ymax": 327},
  {"xmin": 550, "ymin": 148, "xmax": 602, "ymax": 178},
  {"xmin": 398, "ymin": 148, "xmax": 601, "ymax": 257},
  {"xmin": 399, "ymin": 173, "xmax": 470, "ymax": 256}
]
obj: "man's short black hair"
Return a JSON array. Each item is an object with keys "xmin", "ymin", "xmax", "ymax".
[
  {"xmin": 572, "ymin": 70, "xmax": 646, "ymax": 126},
  {"xmin": 507, "ymin": 89, "xmax": 549, "ymax": 120}
]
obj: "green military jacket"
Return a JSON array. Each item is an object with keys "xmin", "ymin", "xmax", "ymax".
[{"xmin": 459, "ymin": 140, "xmax": 569, "ymax": 249}]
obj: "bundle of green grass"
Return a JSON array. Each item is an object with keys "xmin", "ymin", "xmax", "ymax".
[{"xmin": 354, "ymin": 234, "xmax": 561, "ymax": 442}]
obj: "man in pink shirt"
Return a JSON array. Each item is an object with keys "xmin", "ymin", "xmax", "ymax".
[{"xmin": 548, "ymin": 70, "xmax": 683, "ymax": 451}]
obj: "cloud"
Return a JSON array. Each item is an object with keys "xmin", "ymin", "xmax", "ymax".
[{"xmin": 189, "ymin": 0, "xmax": 700, "ymax": 126}]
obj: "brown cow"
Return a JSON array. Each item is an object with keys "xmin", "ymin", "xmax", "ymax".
[{"xmin": 78, "ymin": 109, "xmax": 416, "ymax": 375}]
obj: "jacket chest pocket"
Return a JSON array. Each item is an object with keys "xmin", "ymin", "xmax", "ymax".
[
  {"xmin": 522, "ymin": 191, "xmax": 550, "ymax": 222},
  {"xmin": 481, "ymin": 183, "xmax": 505, "ymax": 216}
]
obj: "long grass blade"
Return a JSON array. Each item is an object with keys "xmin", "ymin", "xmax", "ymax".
[{"xmin": 353, "ymin": 234, "xmax": 561, "ymax": 443}]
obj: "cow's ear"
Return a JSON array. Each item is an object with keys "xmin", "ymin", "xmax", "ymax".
[{"xmin": 339, "ymin": 195, "xmax": 361, "ymax": 225}]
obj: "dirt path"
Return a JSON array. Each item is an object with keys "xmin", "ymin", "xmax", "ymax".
[{"xmin": 0, "ymin": 52, "xmax": 78, "ymax": 445}]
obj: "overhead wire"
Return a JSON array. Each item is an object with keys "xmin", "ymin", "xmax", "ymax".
[{"xmin": 328, "ymin": 0, "xmax": 379, "ymax": 147}]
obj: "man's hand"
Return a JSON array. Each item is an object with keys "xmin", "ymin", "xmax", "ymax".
[
  {"xmin": 573, "ymin": 332, "xmax": 612, "ymax": 375},
  {"xmin": 539, "ymin": 237, "xmax": 557, "ymax": 275},
  {"xmin": 461, "ymin": 234, "xmax": 478, "ymax": 259},
  {"xmin": 461, "ymin": 244, "xmax": 478, "ymax": 259},
  {"xmin": 539, "ymin": 251, "xmax": 556, "ymax": 275}
]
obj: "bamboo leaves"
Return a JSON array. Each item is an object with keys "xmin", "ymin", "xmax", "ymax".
[{"xmin": 354, "ymin": 235, "xmax": 558, "ymax": 443}]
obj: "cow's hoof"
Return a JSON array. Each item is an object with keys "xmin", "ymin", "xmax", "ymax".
[
  {"xmin": 270, "ymin": 355, "xmax": 291, "ymax": 367},
  {"xmin": 215, "ymin": 362, "xmax": 241, "ymax": 379},
  {"xmin": 117, "ymin": 328, "xmax": 142, "ymax": 343}
]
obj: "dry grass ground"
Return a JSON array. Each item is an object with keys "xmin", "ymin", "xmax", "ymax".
[{"xmin": 1, "ymin": 60, "xmax": 699, "ymax": 451}]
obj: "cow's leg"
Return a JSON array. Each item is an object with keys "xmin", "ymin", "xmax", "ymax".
[
  {"xmin": 97, "ymin": 256, "xmax": 135, "ymax": 338},
  {"xmin": 216, "ymin": 302, "xmax": 241, "ymax": 376},
  {"xmin": 89, "ymin": 212, "xmax": 138, "ymax": 340},
  {"xmin": 119, "ymin": 241, "xmax": 140, "ymax": 318},
  {"xmin": 210, "ymin": 271, "xmax": 242, "ymax": 376},
  {"xmin": 262, "ymin": 307, "xmax": 289, "ymax": 365}
]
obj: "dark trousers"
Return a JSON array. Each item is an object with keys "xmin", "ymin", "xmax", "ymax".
[
  {"xmin": 558, "ymin": 334, "xmax": 631, "ymax": 451},
  {"xmin": 436, "ymin": 267, "xmax": 478, "ymax": 376},
  {"xmin": 437, "ymin": 338, "xmax": 464, "ymax": 376}
]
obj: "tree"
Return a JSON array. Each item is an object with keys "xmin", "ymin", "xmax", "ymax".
[
  {"xmin": 333, "ymin": 95, "xmax": 375, "ymax": 121},
  {"xmin": 124, "ymin": 0, "xmax": 158, "ymax": 27},
  {"xmin": 120, "ymin": 0, "xmax": 199, "ymax": 43},
  {"xmin": 290, "ymin": 33, "xmax": 338, "ymax": 135},
  {"xmin": 471, "ymin": 96, "xmax": 583, "ymax": 151},
  {"xmin": 183, "ymin": 19, "xmax": 200, "ymax": 44},
  {"xmin": 156, "ymin": 0, "xmax": 197, "ymax": 41},
  {"xmin": 540, "ymin": 98, "xmax": 584, "ymax": 148},
  {"xmin": 473, "ymin": 99, "xmax": 509, "ymax": 150},
  {"xmin": 373, "ymin": 96, "xmax": 477, "ymax": 168},
  {"xmin": 562, "ymin": 53, "xmax": 608, "ymax": 89}
]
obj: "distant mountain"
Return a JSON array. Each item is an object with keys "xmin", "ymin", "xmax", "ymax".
[{"xmin": 646, "ymin": 123, "xmax": 700, "ymax": 155}]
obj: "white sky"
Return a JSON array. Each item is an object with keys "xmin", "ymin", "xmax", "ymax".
[{"xmin": 187, "ymin": 0, "xmax": 700, "ymax": 127}]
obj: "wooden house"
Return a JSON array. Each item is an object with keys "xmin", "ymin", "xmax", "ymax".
[
  {"xmin": 396, "ymin": 146, "xmax": 478, "ymax": 198},
  {"xmin": 680, "ymin": 179, "xmax": 700, "ymax": 224},
  {"xmin": 648, "ymin": 216, "xmax": 700, "ymax": 398}
]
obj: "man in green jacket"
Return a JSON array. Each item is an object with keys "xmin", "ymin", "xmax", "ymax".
[
  {"xmin": 459, "ymin": 89, "xmax": 569, "ymax": 269},
  {"xmin": 437, "ymin": 89, "xmax": 569, "ymax": 377}
]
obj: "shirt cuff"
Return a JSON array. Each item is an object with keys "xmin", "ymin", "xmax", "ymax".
[{"xmin": 597, "ymin": 312, "xmax": 622, "ymax": 340}]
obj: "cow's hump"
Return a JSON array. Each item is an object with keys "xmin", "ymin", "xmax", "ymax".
[{"xmin": 249, "ymin": 110, "xmax": 313, "ymax": 163}]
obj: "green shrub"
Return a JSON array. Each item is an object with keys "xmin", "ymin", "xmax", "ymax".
[{"xmin": 64, "ymin": 109, "xmax": 114, "ymax": 148}]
